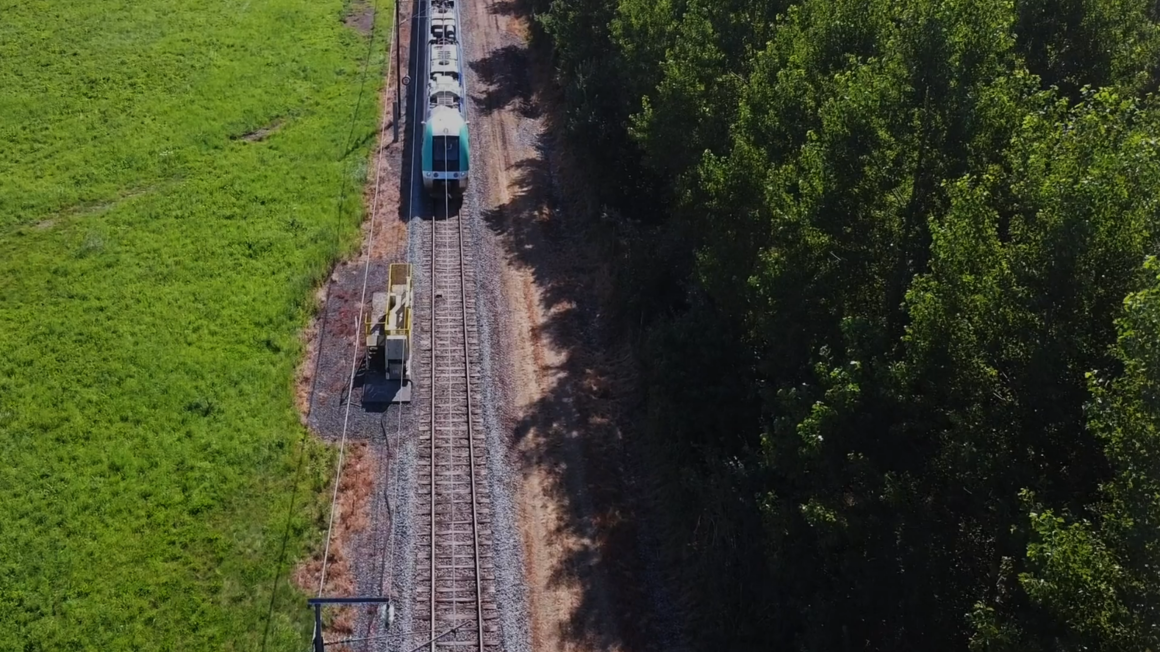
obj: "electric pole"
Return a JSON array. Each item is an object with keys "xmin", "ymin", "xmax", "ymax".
[{"xmin": 393, "ymin": 0, "xmax": 401, "ymax": 142}]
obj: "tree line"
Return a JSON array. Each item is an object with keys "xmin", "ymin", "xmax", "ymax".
[{"xmin": 526, "ymin": 0, "xmax": 1160, "ymax": 648}]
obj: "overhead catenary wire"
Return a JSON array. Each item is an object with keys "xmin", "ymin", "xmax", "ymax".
[
  {"xmin": 313, "ymin": 0, "xmax": 404, "ymax": 638},
  {"xmin": 372, "ymin": 0, "xmax": 409, "ymax": 628},
  {"xmin": 317, "ymin": 37, "xmax": 390, "ymax": 590},
  {"xmin": 259, "ymin": 3, "xmax": 391, "ymax": 649}
]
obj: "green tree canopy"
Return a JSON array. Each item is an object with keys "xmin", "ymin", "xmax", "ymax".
[{"xmin": 530, "ymin": 0, "xmax": 1160, "ymax": 647}]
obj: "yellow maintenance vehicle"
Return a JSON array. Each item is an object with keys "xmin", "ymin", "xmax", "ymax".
[{"xmin": 363, "ymin": 263, "xmax": 413, "ymax": 404}]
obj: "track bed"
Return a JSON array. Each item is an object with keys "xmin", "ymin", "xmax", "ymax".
[{"xmin": 411, "ymin": 203, "xmax": 500, "ymax": 650}]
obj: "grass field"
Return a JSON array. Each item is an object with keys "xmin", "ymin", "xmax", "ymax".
[{"xmin": 0, "ymin": 0, "xmax": 389, "ymax": 648}]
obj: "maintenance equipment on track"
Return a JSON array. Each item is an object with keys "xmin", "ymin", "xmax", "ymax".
[{"xmin": 363, "ymin": 263, "xmax": 413, "ymax": 404}]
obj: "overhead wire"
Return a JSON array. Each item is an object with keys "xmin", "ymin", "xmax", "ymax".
[
  {"xmin": 317, "ymin": 0, "xmax": 428, "ymax": 642},
  {"xmin": 315, "ymin": 0, "xmax": 470, "ymax": 644},
  {"xmin": 365, "ymin": 0, "xmax": 433, "ymax": 633},
  {"xmin": 315, "ymin": 0, "xmax": 398, "ymax": 603},
  {"xmin": 259, "ymin": 2, "xmax": 388, "ymax": 649}
]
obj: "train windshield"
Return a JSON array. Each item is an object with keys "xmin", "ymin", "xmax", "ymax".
[{"xmin": 433, "ymin": 135, "xmax": 460, "ymax": 172}]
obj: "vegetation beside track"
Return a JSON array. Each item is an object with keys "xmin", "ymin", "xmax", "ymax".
[
  {"xmin": 0, "ymin": 0, "xmax": 388, "ymax": 647},
  {"xmin": 529, "ymin": 0, "xmax": 1160, "ymax": 648}
]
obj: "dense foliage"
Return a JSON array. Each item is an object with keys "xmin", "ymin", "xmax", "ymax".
[
  {"xmin": 528, "ymin": 0, "xmax": 1160, "ymax": 647},
  {"xmin": 0, "ymin": 0, "xmax": 387, "ymax": 648}
]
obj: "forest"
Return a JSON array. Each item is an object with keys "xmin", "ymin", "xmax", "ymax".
[{"xmin": 527, "ymin": 0, "xmax": 1160, "ymax": 648}]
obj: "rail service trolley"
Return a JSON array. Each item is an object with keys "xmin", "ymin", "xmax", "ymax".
[{"xmin": 363, "ymin": 263, "xmax": 413, "ymax": 404}]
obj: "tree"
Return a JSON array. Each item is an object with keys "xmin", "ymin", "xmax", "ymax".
[
  {"xmin": 529, "ymin": 0, "xmax": 1160, "ymax": 647},
  {"xmin": 973, "ymin": 256, "xmax": 1160, "ymax": 651}
]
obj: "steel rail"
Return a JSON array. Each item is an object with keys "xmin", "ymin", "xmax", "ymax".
[
  {"xmin": 455, "ymin": 189, "xmax": 487, "ymax": 652},
  {"xmin": 427, "ymin": 183, "xmax": 436, "ymax": 650},
  {"xmin": 414, "ymin": 0, "xmax": 488, "ymax": 646},
  {"xmin": 427, "ymin": 193, "xmax": 486, "ymax": 649}
]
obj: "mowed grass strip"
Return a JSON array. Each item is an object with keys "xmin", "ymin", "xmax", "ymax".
[{"xmin": 0, "ymin": 0, "xmax": 388, "ymax": 648}]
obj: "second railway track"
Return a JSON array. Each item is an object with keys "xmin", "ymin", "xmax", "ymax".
[{"xmin": 413, "ymin": 198, "xmax": 499, "ymax": 650}]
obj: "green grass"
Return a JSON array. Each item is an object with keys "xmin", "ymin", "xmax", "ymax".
[{"xmin": 0, "ymin": 0, "xmax": 389, "ymax": 648}]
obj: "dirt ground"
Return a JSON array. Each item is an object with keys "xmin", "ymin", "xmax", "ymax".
[
  {"xmin": 293, "ymin": 441, "xmax": 377, "ymax": 636},
  {"xmin": 293, "ymin": 0, "xmax": 684, "ymax": 646},
  {"xmin": 464, "ymin": 1, "xmax": 682, "ymax": 650},
  {"xmin": 294, "ymin": 0, "xmax": 409, "ymax": 420},
  {"xmin": 290, "ymin": 0, "xmax": 411, "ymax": 639}
]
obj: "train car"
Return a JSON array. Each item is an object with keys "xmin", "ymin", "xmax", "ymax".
[{"xmin": 421, "ymin": 0, "xmax": 469, "ymax": 199}]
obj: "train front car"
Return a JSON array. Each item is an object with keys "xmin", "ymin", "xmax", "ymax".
[{"xmin": 421, "ymin": 0, "xmax": 469, "ymax": 199}]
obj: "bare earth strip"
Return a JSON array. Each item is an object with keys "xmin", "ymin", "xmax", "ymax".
[
  {"xmin": 463, "ymin": 1, "xmax": 688, "ymax": 651},
  {"xmin": 292, "ymin": 0, "xmax": 411, "ymax": 642}
]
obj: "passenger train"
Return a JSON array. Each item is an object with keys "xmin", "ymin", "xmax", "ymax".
[{"xmin": 420, "ymin": 0, "xmax": 470, "ymax": 199}]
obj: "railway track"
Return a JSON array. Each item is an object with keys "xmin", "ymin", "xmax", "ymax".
[{"xmin": 413, "ymin": 197, "xmax": 499, "ymax": 650}]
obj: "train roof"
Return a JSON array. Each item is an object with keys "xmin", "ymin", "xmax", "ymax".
[
  {"xmin": 426, "ymin": 0, "xmax": 462, "ymax": 115},
  {"xmin": 426, "ymin": 104, "xmax": 465, "ymax": 136}
]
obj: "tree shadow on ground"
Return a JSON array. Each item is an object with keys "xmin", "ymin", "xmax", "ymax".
[
  {"xmin": 488, "ymin": 0, "xmax": 521, "ymax": 16},
  {"xmin": 469, "ymin": 44, "xmax": 540, "ymax": 119},
  {"xmin": 469, "ymin": 16, "xmax": 689, "ymax": 652}
]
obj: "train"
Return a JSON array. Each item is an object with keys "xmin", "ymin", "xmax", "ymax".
[{"xmin": 421, "ymin": 0, "xmax": 470, "ymax": 199}]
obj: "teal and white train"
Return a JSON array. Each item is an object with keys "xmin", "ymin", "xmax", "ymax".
[{"xmin": 421, "ymin": 0, "xmax": 469, "ymax": 199}]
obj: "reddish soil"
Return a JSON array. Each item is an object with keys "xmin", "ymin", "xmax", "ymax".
[
  {"xmin": 362, "ymin": 23, "xmax": 407, "ymax": 264},
  {"xmin": 293, "ymin": 441, "xmax": 378, "ymax": 636},
  {"xmin": 291, "ymin": 1, "xmax": 413, "ymax": 643},
  {"xmin": 294, "ymin": 0, "xmax": 411, "ymax": 420}
]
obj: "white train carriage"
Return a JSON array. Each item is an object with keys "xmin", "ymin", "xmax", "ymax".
[{"xmin": 421, "ymin": 0, "xmax": 469, "ymax": 198}]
